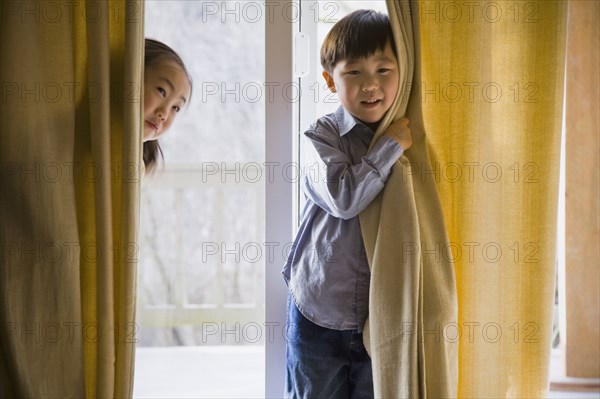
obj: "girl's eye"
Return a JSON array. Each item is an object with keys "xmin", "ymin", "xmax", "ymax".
[
  {"xmin": 172, "ymin": 105, "xmax": 181, "ymax": 113},
  {"xmin": 158, "ymin": 87, "xmax": 166, "ymax": 96},
  {"xmin": 378, "ymin": 68, "xmax": 391, "ymax": 73}
]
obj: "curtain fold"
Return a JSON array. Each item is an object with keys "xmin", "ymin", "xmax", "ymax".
[
  {"xmin": 0, "ymin": 1, "xmax": 143, "ymax": 397},
  {"xmin": 367, "ymin": 0, "xmax": 567, "ymax": 397}
]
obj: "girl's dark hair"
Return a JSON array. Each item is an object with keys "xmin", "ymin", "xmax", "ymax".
[
  {"xmin": 143, "ymin": 38, "xmax": 193, "ymax": 175},
  {"xmin": 320, "ymin": 9, "xmax": 397, "ymax": 73}
]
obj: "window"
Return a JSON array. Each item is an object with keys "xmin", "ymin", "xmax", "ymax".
[{"xmin": 135, "ymin": 1, "xmax": 265, "ymax": 397}]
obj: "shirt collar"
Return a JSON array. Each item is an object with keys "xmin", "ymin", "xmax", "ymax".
[{"xmin": 335, "ymin": 105, "xmax": 372, "ymax": 137}]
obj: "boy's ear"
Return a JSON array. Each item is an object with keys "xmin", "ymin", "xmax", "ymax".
[{"xmin": 322, "ymin": 70, "xmax": 336, "ymax": 93}]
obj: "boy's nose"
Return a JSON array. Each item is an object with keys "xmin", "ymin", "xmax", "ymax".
[{"xmin": 361, "ymin": 77, "xmax": 378, "ymax": 91}]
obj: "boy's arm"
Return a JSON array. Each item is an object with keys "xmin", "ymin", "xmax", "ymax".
[{"xmin": 302, "ymin": 130, "xmax": 404, "ymax": 220}]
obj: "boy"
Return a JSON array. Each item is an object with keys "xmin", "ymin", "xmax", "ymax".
[{"xmin": 282, "ymin": 9, "xmax": 412, "ymax": 399}]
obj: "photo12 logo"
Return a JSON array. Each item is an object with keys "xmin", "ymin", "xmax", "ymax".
[{"xmin": 1, "ymin": 2, "xmax": 140, "ymax": 24}]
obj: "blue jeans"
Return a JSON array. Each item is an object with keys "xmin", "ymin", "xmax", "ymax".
[{"xmin": 285, "ymin": 295, "xmax": 374, "ymax": 399}]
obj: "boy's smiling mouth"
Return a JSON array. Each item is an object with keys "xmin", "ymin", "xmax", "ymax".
[{"xmin": 361, "ymin": 98, "xmax": 382, "ymax": 108}]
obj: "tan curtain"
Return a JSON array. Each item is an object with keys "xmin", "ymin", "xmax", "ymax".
[
  {"xmin": 0, "ymin": 1, "xmax": 144, "ymax": 397},
  {"xmin": 363, "ymin": 0, "xmax": 567, "ymax": 397},
  {"xmin": 360, "ymin": 1, "xmax": 458, "ymax": 397}
]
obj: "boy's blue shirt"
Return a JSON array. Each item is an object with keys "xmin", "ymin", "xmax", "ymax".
[{"xmin": 283, "ymin": 105, "xmax": 403, "ymax": 331}]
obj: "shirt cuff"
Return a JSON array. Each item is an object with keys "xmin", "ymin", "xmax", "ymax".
[{"xmin": 366, "ymin": 135, "xmax": 404, "ymax": 174}]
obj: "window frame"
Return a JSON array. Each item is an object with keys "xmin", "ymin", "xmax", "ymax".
[{"xmin": 264, "ymin": 0, "xmax": 297, "ymax": 395}]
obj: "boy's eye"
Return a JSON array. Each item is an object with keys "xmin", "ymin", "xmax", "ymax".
[
  {"xmin": 347, "ymin": 70, "xmax": 361, "ymax": 76},
  {"xmin": 158, "ymin": 87, "xmax": 166, "ymax": 96},
  {"xmin": 172, "ymin": 105, "xmax": 181, "ymax": 113}
]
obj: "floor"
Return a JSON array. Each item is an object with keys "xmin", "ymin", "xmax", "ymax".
[
  {"xmin": 133, "ymin": 346, "xmax": 264, "ymax": 398},
  {"xmin": 133, "ymin": 346, "xmax": 599, "ymax": 398}
]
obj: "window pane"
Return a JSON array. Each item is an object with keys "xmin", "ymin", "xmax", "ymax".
[{"xmin": 136, "ymin": 1, "xmax": 265, "ymax": 397}]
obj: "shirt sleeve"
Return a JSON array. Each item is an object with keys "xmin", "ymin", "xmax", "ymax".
[{"xmin": 302, "ymin": 128, "xmax": 404, "ymax": 220}]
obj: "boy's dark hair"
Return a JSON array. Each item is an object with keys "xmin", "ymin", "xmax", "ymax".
[
  {"xmin": 143, "ymin": 38, "xmax": 193, "ymax": 175},
  {"xmin": 320, "ymin": 9, "xmax": 397, "ymax": 73}
]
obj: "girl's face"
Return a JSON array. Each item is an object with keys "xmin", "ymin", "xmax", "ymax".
[{"xmin": 143, "ymin": 59, "xmax": 191, "ymax": 142}]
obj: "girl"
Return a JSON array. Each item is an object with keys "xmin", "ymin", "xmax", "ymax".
[{"xmin": 143, "ymin": 38, "xmax": 193, "ymax": 174}]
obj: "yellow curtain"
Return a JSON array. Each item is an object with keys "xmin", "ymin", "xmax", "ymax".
[
  {"xmin": 0, "ymin": 1, "xmax": 143, "ymax": 397},
  {"xmin": 371, "ymin": 0, "xmax": 566, "ymax": 397},
  {"xmin": 360, "ymin": 0, "xmax": 566, "ymax": 398}
]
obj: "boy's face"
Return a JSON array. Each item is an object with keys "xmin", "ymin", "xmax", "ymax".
[
  {"xmin": 323, "ymin": 42, "xmax": 399, "ymax": 128},
  {"xmin": 143, "ymin": 59, "xmax": 191, "ymax": 142}
]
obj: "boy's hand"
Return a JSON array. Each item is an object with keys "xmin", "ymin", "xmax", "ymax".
[{"xmin": 383, "ymin": 117, "xmax": 412, "ymax": 151}]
